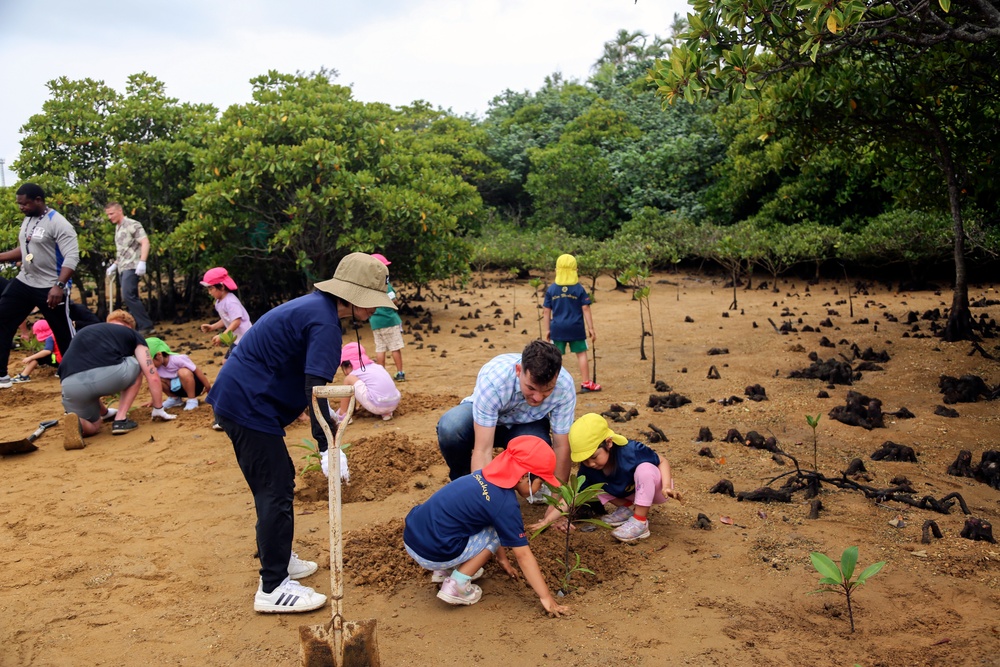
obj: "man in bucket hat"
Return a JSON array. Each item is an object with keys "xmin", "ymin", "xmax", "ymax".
[
  {"xmin": 208, "ymin": 253, "xmax": 395, "ymax": 614},
  {"xmin": 403, "ymin": 435, "xmax": 570, "ymax": 616}
]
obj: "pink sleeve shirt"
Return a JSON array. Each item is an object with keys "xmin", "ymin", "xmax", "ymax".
[
  {"xmin": 156, "ymin": 354, "xmax": 197, "ymax": 379},
  {"xmin": 215, "ymin": 293, "xmax": 253, "ymax": 343}
]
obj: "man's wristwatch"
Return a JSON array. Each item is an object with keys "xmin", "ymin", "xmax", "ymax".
[{"xmin": 56, "ymin": 281, "xmax": 67, "ymax": 290}]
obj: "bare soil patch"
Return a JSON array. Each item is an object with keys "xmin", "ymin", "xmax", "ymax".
[{"xmin": 3, "ymin": 271, "xmax": 1000, "ymax": 666}]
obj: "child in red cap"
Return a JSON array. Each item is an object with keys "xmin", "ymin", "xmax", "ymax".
[{"xmin": 403, "ymin": 435, "xmax": 570, "ymax": 616}]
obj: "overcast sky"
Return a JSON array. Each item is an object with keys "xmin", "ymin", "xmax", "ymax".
[{"xmin": 0, "ymin": 0, "xmax": 689, "ymax": 189}]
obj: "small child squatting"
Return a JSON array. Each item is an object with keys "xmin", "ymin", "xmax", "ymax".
[
  {"xmin": 569, "ymin": 413, "xmax": 682, "ymax": 542},
  {"xmin": 403, "ymin": 435, "xmax": 571, "ymax": 617}
]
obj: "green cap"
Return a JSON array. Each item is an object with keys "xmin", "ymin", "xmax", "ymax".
[{"xmin": 145, "ymin": 337, "xmax": 171, "ymax": 357}]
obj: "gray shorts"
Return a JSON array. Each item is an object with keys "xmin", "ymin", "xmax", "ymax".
[{"xmin": 61, "ymin": 358, "xmax": 140, "ymax": 422}]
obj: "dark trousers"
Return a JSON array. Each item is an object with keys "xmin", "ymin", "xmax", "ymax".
[
  {"xmin": 436, "ymin": 402, "xmax": 552, "ymax": 480},
  {"xmin": 0, "ymin": 278, "xmax": 75, "ymax": 375},
  {"xmin": 120, "ymin": 269, "xmax": 153, "ymax": 330},
  {"xmin": 216, "ymin": 415, "xmax": 294, "ymax": 593}
]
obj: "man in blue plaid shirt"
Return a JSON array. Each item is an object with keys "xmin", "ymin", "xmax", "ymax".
[{"xmin": 436, "ymin": 340, "xmax": 576, "ymax": 483}]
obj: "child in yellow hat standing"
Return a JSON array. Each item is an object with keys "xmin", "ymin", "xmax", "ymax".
[
  {"xmin": 569, "ymin": 413, "xmax": 681, "ymax": 542},
  {"xmin": 544, "ymin": 254, "xmax": 600, "ymax": 392}
]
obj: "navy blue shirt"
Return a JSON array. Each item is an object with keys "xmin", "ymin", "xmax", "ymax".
[
  {"xmin": 208, "ymin": 291, "xmax": 343, "ymax": 435},
  {"xmin": 403, "ymin": 471, "xmax": 529, "ymax": 562},
  {"xmin": 578, "ymin": 440, "xmax": 660, "ymax": 498},
  {"xmin": 544, "ymin": 283, "xmax": 590, "ymax": 342}
]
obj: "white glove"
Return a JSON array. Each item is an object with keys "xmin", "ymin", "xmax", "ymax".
[
  {"xmin": 320, "ymin": 449, "xmax": 350, "ymax": 482},
  {"xmin": 151, "ymin": 407, "xmax": 177, "ymax": 421},
  {"xmin": 106, "ymin": 263, "xmax": 118, "ymax": 276},
  {"xmin": 135, "ymin": 261, "xmax": 147, "ymax": 276}
]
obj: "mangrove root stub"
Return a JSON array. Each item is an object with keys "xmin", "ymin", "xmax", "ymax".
[
  {"xmin": 709, "ymin": 479, "xmax": 735, "ymax": 497},
  {"xmin": 807, "ymin": 499, "xmax": 823, "ymax": 520},
  {"xmin": 921, "ymin": 520, "xmax": 944, "ymax": 544},
  {"xmin": 960, "ymin": 517, "xmax": 996, "ymax": 544}
]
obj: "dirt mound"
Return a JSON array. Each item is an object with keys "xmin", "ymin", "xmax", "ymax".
[
  {"xmin": 341, "ymin": 512, "xmax": 634, "ymax": 597},
  {"xmin": 295, "ymin": 432, "xmax": 439, "ymax": 503}
]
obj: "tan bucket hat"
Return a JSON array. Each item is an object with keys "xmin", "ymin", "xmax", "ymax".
[{"xmin": 314, "ymin": 253, "xmax": 397, "ymax": 310}]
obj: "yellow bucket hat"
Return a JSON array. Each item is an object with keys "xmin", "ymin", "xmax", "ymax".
[
  {"xmin": 554, "ymin": 254, "xmax": 578, "ymax": 286},
  {"xmin": 569, "ymin": 413, "xmax": 628, "ymax": 462}
]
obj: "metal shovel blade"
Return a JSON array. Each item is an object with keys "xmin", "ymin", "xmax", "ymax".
[
  {"xmin": 299, "ymin": 619, "xmax": 379, "ymax": 667},
  {"xmin": 0, "ymin": 420, "xmax": 58, "ymax": 456}
]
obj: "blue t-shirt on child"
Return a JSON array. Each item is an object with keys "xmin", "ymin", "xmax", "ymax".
[
  {"xmin": 403, "ymin": 471, "xmax": 529, "ymax": 562},
  {"xmin": 578, "ymin": 440, "xmax": 660, "ymax": 498},
  {"xmin": 208, "ymin": 291, "xmax": 343, "ymax": 435},
  {"xmin": 544, "ymin": 283, "xmax": 590, "ymax": 342}
]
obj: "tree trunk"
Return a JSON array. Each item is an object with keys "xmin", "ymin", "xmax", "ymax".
[{"xmin": 935, "ymin": 128, "xmax": 974, "ymax": 342}]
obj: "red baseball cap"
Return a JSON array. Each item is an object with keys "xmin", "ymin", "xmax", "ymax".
[
  {"xmin": 482, "ymin": 435, "xmax": 560, "ymax": 489},
  {"xmin": 370, "ymin": 253, "xmax": 391, "ymax": 266}
]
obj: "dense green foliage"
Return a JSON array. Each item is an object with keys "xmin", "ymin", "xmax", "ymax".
[{"xmin": 4, "ymin": 24, "xmax": 998, "ymax": 323}]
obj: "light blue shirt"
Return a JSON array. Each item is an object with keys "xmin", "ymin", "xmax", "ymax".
[{"xmin": 464, "ymin": 353, "xmax": 576, "ymax": 434}]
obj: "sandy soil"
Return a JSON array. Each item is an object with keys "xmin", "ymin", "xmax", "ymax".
[{"xmin": 3, "ymin": 270, "xmax": 1000, "ymax": 667}]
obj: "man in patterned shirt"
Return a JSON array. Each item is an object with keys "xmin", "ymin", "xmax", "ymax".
[
  {"xmin": 104, "ymin": 202, "xmax": 154, "ymax": 335},
  {"xmin": 436, "ymin": 339, "xmax": 576, "ymax": 483}
]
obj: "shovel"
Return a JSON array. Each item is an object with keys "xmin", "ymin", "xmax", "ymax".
[
  {"xmin": 0, "ymin": 419, "xmax": 59, "ymax": 456},
  {"xmin": 299, "ymin": 385, "xmax": 380, "ymax": 667},
  {"xmin": 106, "ymin": 273, "xmax": 117, "ymax": 316}
]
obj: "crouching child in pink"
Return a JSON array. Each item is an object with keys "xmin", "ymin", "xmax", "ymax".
[
  {"xmin": 145, "ymin": 337, "xmax": 213, "ymax": 411},
  {"xmin": 569, "ymin": 413, "xmax": 681, "ymax": 542},
  {"xmin": 403, "ymin": 435, "xmax": 570, "ymax": 616},
  {"xmin": 335, "ymin": 342, "xmax": 400, "ymax": 421}
]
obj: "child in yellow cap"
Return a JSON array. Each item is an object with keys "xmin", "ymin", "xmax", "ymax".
[
  {"xmin": 569, "ymin": 413, "xmax": 680, "ymax": 542},
  {"xmin": 544, "ymin": 254, "xmax": 600, "ymax": 392},
  {"xmin": 403, "ymin": 435, "xmax": 570, "ymax": 616}
]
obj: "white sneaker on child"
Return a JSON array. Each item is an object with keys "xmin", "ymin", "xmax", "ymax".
[
  {"xmin": 184, "ymin": 398, "xmax": 199, "ymax": 411},
  {"xmin": 162, "ymin": 397, "xmax": 184, "ymax": 410}
]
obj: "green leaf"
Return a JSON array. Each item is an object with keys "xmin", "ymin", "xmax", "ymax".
[
  {"xmin": 840, "ymin": 546, "xmax": 858, "ymax": 581},
  {"xmin": 938, "ymin": 0, "xmax": 951, "ymax": 11},
  {"xmin": 809, "ymin": 552, "xmax": 843, "ymax": 584},
  {"xmin": 854, "ymin": 561, "xmax": 886, "ymax": 586}
]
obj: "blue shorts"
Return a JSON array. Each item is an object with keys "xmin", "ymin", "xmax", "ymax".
[{"xmin": 404, "ymin": 526, "xmax": 501, "ymax": 570}]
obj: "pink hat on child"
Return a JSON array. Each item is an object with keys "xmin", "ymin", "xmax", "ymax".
[
  {"xmin": 200, "ymin": 267, "xmax": 238, "ymax": 291},
  {"xmin": 32, "ymin": 319, "xmax": 53, "ymax": 341},
  {"xmin": 370, "ymin": 253, "xmax": 391, "ymax": 266},
  {"xmin": 341, "ymin": 342, "xmax": 374, "ymax": 372}
]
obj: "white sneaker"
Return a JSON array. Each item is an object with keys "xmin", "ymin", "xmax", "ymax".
[
  {"xmin": 101, "ymin": 407, "xmax": 118, "ymax": 423},
  {"xmin": 162, "ymin": 397, "xmax": 184, "ymax": 410},
  {"xmin": 184, "ymin": 398, "xmax": 199, "ymax": 411},
  {"xmin": 431, "ymin": 567, "xmax": 484, "ymax": 583},
  {"xmin": 254, "ymin": 577, "xmax": 326, "ymax": 613},
  {"xmin": 0, "ymin": 376, "xmax": 12, "ymax": 389},
  {"xmin": 288, "ymin": 552, "xmax": 318, "ymax": 579}
]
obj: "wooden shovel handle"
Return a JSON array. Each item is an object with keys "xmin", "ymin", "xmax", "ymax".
[{"xmin": 311, "ymin": 384, "xmax": 356, "ymax": 662}]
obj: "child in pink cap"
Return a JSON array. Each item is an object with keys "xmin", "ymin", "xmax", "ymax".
[
  {"xmin": 200, "ymin": 267, "xmax": 253, "ymax": 359},
  {"xmin": 11, "ymin": 319, "xmax": 62, "ymax": 383},
  {"xmin": 403, "ymin": 435, "xmax": 570, "ymax": 616},
  {"xmin": 332, "ymin": 341, "xmax": 401, "ymax": 423}
]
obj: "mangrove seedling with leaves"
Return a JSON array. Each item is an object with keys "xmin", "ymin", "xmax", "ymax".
[
  {"xmin": 531, "ymin": 473, "xmax": 610, "ymax": 593},
  {"xmin": 809, "ymin": 546, "xmax": 886, "ymax": 633}
]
